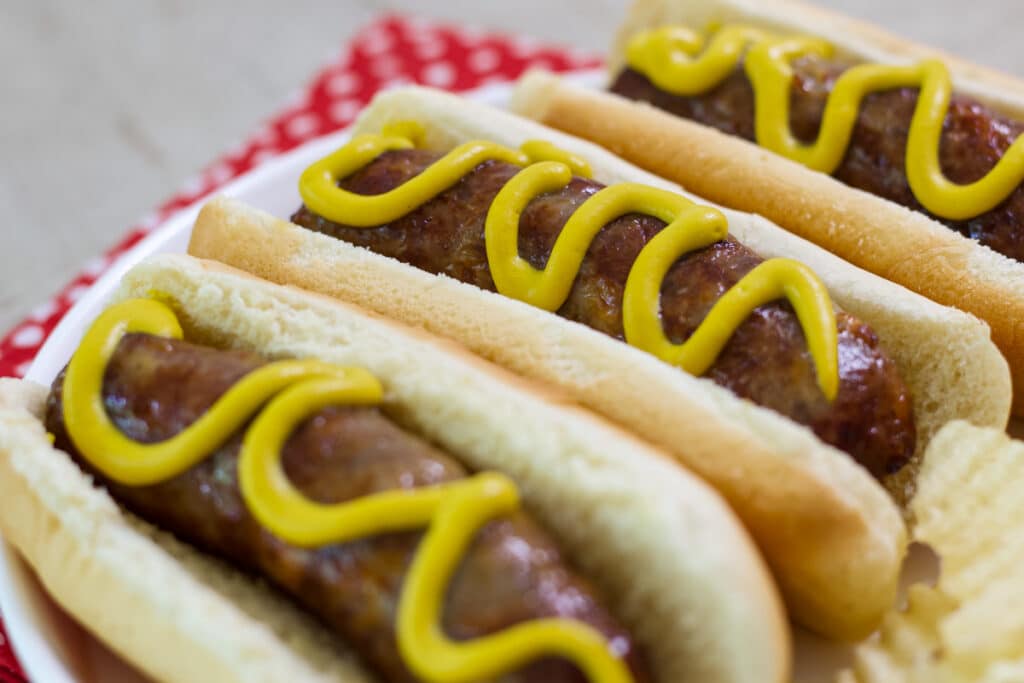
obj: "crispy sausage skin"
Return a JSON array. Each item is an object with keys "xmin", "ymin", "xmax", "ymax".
[
  {"xmin": 45, "ymin": 334, "xmax": 650, "ymax": 683},
  {"xmin": 610, "ymin": 59, "xmax": 1024, "ymax": 262},
  {"xmin": 291, "ymin": 149, "xmax": 915, "ymax": 478}
]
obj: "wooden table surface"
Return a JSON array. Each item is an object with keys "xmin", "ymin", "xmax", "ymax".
[{"xmin": 2, "ymin": 0, "xmax": 1022, "ymax": 333}]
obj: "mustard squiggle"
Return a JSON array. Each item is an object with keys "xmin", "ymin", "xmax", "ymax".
[
  {"xmin": 298, "ymin": 124, "xmax": 839, "ymax": 400},
  {"xmin": 62, "ymin": 298, "xmax": 634, "ymax": 683},
  {"xmin": 626, "ymin": 25, "xmax": 1024, "ymax": 220}
]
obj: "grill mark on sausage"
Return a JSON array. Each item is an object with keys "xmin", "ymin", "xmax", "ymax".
[
  {"xmin": 44, "ymin": 334, "xmax": 650, "ymax": 683},
  {"xmin": 610, "ymin": 58, "xmax": 1024, "ymax": 262},
  {"xmin": 291, "ymin": 148, "xmax": 915, "ymax": 478}
]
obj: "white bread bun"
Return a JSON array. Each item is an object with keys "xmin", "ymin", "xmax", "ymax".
[
  {"xmin": 184, "ymin": 86, "xmax": 923, "ymax": 640},
  {"xmin": 0, "ymin": 255, "xmax": 789, "ymax": 683},
  {"xmin": 558, "ymin": 0, "xmax": 1024, "ymax": 416}
]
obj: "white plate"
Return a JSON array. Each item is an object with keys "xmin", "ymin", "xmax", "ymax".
[{"xmin": 0, "ymin": 67, "xmax": 922, "ymax": 682}]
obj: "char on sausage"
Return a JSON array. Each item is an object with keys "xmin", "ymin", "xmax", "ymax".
[
  {"xmin": 292, "ymin": 149, "xmax": 915, "ymax": 477},
  {"xmin": 45, "ymin": 334, "xmax": 650, "ymax": 683},
  {"xmin": 611, "ymin": 58, "xmax": 1024, "ymax": 262}
]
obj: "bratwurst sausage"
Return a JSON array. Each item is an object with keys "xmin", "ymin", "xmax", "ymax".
[
  {"xmin": 45, "ymin": 333, "xmax": 650, "ymax": 683},
  {"xmin": 291, "ymin": 148, "xmax": 915, "ymax": 478},
  {"xmin": 611, "ymin": 57, "xmax": 1024, "ymax": 262}
]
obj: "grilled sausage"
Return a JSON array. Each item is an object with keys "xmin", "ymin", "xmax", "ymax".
[
  {"xmin": 610, "ymin": 58, "xmax": 1024, "ymax": 262},
  {"xmin": 45, "ymin": 333, "xmax": 650, "ymax": 683},
  {"xmin": 291, "ymin": 149, "xmax": 915, "ymax": 478}
]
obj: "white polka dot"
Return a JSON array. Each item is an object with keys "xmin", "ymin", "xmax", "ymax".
[
  {"xmin": 329, "ymin": 99, "xmax": 363, "ymax": 124},
  {"xmin": 11, "ymin": 325, "xmax": 44, "ymax": 348},
  {"xmin": 282, "ymin": 89, "xmax": 307, "ymax": 110},
  {"xmin": 379, "ymin": 76, "xmax": 413, "ymax": 91},
  {"xmin": 406, "ymin": 28, "xmax": 441, "ymax": 45},
  {"xmin": 82, "ymin": 256, "xmax": 109, "ymax": 277},
  {"xmin": 565, "ymin": 47, "xmax": 597, "ymax": 66},
  {"xmin": 480, "ymin": 74, "xmax": 512, "ymax": 87},
  {"xmin": 224, "ymin": 138, "xmax": 250, "ymax": 159},
  {"xmin": 468, "ymin": 47, "xmax": 501, "ymax": 73},
  {"xmin": 65, "ymin": 284, "xmax": 90, "ymax": 303},
  {"xmin": 414, "ymin": 39, "xmax": 447, "ymax": 61},
  {"xmin": 359, "ymin": 29, "xmax": 393, "ymax": 56},
  {"xmin": 510, "ymin": 36, "xmax": 539, "ymax": 57},
  {"xmin": 371, "ymin": 56, "xmax": 404, "ymax": 80},
  {"xmin": 178, "ymin": 175, "xmax": 205, "ymax": 197},
  {"xmin": 250, "ymin": 148, "xmax": 278, "ymax": 166},
  {"xmin": 252, "ymin": 124, "xmax": 279, "ymax": 146},
  {"xmin": 403, "ymin": 17, "xmax": 436, "ymax": 33},
  {"xmin": 326, "ymin": 72, "xmax": 361, "ymax": 96},
  {"xmin": 206, "ymin": 163, "xmax": 235, "ymax": 186},
  {"xmin": 324, "ymin": 43, "xmax": 349, "ymax": 64},
  {"xmin": 137, "ymin": 210, "xmax": 161, "ymax": 230},
  {"xmin": 421, "ymin": 62, "xmax": 456, "ymax": 88},
  {"xmin": 453, "ymin": 25, "xmax": 485, "ymax": 47},
  {"xmin": 527, "ymin": 57, "xmax": 555, "ymax": 71},
  {"xmin": 30, "ymin": 299, "xmax": 57, "ymax": 321},
  {"xmin": 285, "ymin": 113, "xmax": 320, "ymax": 139},
  {"xmin": 15, "ymin": 362, "xmax": 31, "ymax": 378}
]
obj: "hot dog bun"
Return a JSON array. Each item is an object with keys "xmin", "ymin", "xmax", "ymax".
[
  {"xmin": 188, "ymin": 85, "xmax": 1008, "ymax": 639},
  {"xmin": 0, "ymin": 254, "xmax": 788, "ymax": 683},
  {"xmin": 519, "ymin": 0, "xmax": 1024, "ymax": 416}
]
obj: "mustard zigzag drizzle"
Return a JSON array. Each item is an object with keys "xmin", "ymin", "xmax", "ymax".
[
  {"xmin": 626, "ymin": 24, "xmax": 1024, "ymax": 220},
  {"xmin": 62, "ymin": 298, "xmax": 634, "ymax": 683},
  {"xmin": 299, "ymin": 122, "xmax": 839, "ymax": 400}
]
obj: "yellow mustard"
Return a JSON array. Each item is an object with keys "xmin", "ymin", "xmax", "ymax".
[
  {"xmin": 626, "ymin": 25, "xmax": 1024, "ymax": 220},
  {"xmin": 298, "ymin": 123, "xmax": 839, "ymax": 400},
  {"xmin": 62, "ymin": 298, "xmax": 634, "ymax": 683}
]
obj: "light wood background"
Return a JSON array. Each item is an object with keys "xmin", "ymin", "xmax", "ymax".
[{"xmin": 3, "ymin": 0, "xmax": 1023, "ymax": 333}]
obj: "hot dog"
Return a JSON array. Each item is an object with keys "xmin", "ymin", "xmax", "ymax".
[
  {"xmin": 290, "ymin": 140, "xmax": 914, "ymax": 477},
  {"xmin": 510, "ymin": 0, "xmax": 1024, "ymax": 415},
  {"xmin": 0, "ymin": 255, "xmax": 786, "ymax": 683},
  {"xmin": 187, "ymin": 87, "xmax": 1010, "ymax": 639}
]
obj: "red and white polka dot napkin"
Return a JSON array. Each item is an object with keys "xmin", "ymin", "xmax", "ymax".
[{"xmin": 0, "ymin": 14, "xmax": 600, "ymax": 680}]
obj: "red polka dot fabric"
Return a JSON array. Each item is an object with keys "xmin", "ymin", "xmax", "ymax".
[
  {"xmin": 0, "ymin": 14, "xmax": 601, "ymax": 680},
  {"xmin": 0, "ymin": 636, "xmax": 23, "ymax": 683}
]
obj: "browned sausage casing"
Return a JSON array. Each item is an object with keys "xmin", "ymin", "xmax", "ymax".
[
  {"xmin": 610, "ymin": 57, "xmax": 1024, "ymax": 262},
  {"xmin": 44, "ymin": 334, "xmax": 650, "ymax": 683},
  {"xmin": 290, "ymin": 149, "xmax": 915, "ymax": 478}
]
